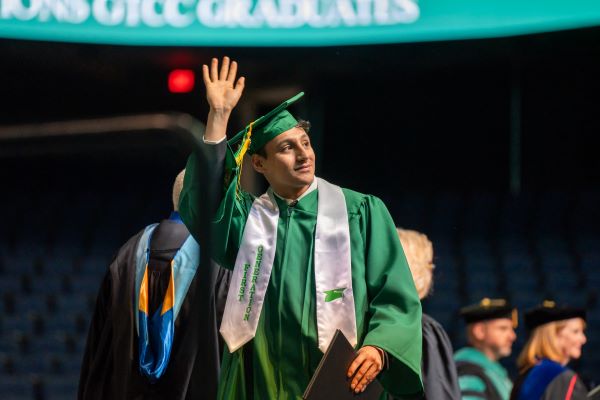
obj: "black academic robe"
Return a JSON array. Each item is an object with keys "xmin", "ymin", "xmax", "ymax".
[
  {"xmin": 78, "ymin": 224, "xmax": 231, "ymax": 400},
  {"xmin": 388, "ymin": 314, "xmax": 461, "ymax": 400},
  {"xmin": 510, "ymin": 359, "xmax": 588, "ymax": 400},
  {"xmin": 421, "ymin": 314, "xmax": 462, "ymax": 400}
]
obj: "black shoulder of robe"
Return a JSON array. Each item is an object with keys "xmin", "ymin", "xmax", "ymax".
[
  {"xmin": 541, "ymin": 369, "xmax": 588, "ymax": 400},
  {"xmin": 78, "ymin": 224, "xmax": 232, "ymax": 400}
]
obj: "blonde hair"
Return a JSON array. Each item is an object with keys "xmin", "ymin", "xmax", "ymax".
[
  {"xmin": 397, "ymin": 228, "xmax": 434, "ymax": 299},
  {"xmin": 516, "ymin": 321, "xmax": 568, "ymax": 372},
  {"xmin": 172, "ymin": 169, "xmax": 185, "ymax": 211}
]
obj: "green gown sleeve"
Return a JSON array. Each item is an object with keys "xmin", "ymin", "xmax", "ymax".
[
  {"xmin": 179, "ymin": 141, "xmax": 253, "ymax": 270},
  {"xmin": 359, "ymin": 196, "xmax": 424, "ymax": 398}
]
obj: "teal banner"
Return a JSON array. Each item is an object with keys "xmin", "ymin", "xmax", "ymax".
[{"xmin": 0, "ymin": 0, "xmax": 599, "ymax": 46}]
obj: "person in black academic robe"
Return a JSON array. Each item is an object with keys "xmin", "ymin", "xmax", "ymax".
[
  {"xmin": 78, "ymin": 170, "xmax": 230, "ymax": 400},
  {"xmin": 397, "ymin": 228, "xmax": 462, "ymax": 400}
]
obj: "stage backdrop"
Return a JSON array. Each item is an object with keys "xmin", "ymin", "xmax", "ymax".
[{"xmin": 0, "ymin": 0, "xmax": 600, "ymax": 46}]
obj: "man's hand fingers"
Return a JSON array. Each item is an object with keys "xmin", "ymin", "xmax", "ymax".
[
  {"xmin": 347, "ymin": 352, "xmax": 366, "ymax": 378},
  {"xmin": 202, "ymin": 64, "xmax": 211, "ymax": 85},
  {"xmin": 347, "ymin": 346, "xmax": 383, "ymax": 392},
  {"xmin": 219, "ymin": 56, "xmax": 230, "ymax": 81},
  {"xmin": 351, "ymin": 361, "xmax": 374, "ymax": 391},
  {"xmin": 356, "ymin": 364, "xmax": 377, "ymax": 393},
  {"xmin": 359, "ymin": 346, "xmax": 383, "ymax": 371},
  {"xmin": 227, "ymin": 61, "xmax": 238, "ymax": 83},
  {"xmin": 210, "ymin": 58, "xmax": 219, "ymax": 82},
  {"xmin": 234, "ymin": 76, "xmax": 245, "ymax": 93}
]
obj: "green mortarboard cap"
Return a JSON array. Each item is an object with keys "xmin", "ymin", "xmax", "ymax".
[
  {"xmin": 229, "ymin": 92, "xmax": 304, "ymax": 155},
  {"xmin": 459, "ymin": 298, "xmax": 518, "ymax": 328}
]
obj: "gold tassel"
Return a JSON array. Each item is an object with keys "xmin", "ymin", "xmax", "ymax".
[{"xmin": 233, "ymin": 122, "xmax": 253, "ymax": 199}]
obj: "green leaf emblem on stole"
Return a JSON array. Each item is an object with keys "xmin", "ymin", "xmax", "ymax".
[{"xmin": 324, "ymin": 288, "xmax": 346, "ymax": 302}]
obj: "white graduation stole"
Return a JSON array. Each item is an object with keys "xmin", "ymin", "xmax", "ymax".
[{"xmin": 220, "ymin": 177, "xmax": 357, "ymax": 353}]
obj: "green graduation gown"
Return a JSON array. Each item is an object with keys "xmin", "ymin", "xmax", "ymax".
[{"xmin": 180, "ymin": 141, "xmax": 423, "ymax": 399}]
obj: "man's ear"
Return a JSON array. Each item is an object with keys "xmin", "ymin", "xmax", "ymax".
[
  {"xmin": 472, "ymin": 322, "xmax": 486, "ymax": 341},
  {"xmin": 251, "ymin": 154, "xmax": 266, "ymax": 173}
]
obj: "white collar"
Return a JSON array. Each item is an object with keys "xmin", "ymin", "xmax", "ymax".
[{"xmin": 273, "ymin": 179, "xmax": 318, "ymax": 205}]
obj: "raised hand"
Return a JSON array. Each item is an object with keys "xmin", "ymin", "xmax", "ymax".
[
  {"xmin": 202, "ymin": 56, "xmax": 245, "ymax": 142},
  {"xmin": 202, "ymin": 57, "xmax": 245, "ymax": 114}
]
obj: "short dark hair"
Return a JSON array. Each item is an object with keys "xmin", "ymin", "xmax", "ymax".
[{"xmin": 254, "ymin": 119, "xmax": 311, "ymax": 158}]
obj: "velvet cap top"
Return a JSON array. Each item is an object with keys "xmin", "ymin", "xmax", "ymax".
[
  {"xmin": 459, "ymin": 298, "xmax": 518, "ymax": 327},
  {"xmin": 524, "ymin": 300, "xmax": 586, "ymax": 332}
]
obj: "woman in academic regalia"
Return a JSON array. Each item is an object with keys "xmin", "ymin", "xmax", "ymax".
[
  {"xmin": 397, "ymin": 229, "xmax": 461, "ymax": 400},
  {"xmin": 510, "ymin": 301, "xmax": 588, "ymax": 400}
]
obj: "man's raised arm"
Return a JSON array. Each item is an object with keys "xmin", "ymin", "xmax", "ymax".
[{"xmin": 178, "ymin": 57, "xmax": 245, "ymax": 247}]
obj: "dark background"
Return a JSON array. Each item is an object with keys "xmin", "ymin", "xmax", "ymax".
[{"xmin": 2, "ymin": 27, "xmax": 600, "ymax": 193}]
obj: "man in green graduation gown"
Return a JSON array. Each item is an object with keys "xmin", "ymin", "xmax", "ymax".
[
  {"xmin": 179, "ymin": 57, "xmax": 423, "ymax": 399},
  {"xmin": 454, "ymin": 298, "xmax": 517, "ymax": 400}
]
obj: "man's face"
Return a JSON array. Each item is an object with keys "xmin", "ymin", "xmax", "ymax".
[
  {"xmin": 473, "ymin": 318, "xmax": 517, "ymax": 360},
  {"xmin": 251, "ymin": 127, "xmax": 316, "ymax": 194}
]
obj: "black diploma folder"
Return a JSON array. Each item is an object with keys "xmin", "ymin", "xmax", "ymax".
[{"xmin": 303, "ymin": 329, "xmax": 384, "ymax": 400}]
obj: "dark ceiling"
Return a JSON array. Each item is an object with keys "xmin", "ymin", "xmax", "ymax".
[{"xmin": 1, "ymin": 26, "xmax": 600, "ymax": 191}]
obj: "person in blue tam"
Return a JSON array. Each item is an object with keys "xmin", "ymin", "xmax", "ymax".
[
  {"xmin": 78, "ymin": 170, "xmax": 231, "ymax": 400},
  {"xmin": 510, "ymin": 300, "xmax": 588, "ymax": 400}
]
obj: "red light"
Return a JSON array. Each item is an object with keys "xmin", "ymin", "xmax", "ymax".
[{"xmin": 168, "ymin": 69, "xmax": 195, "ymax": 93}]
